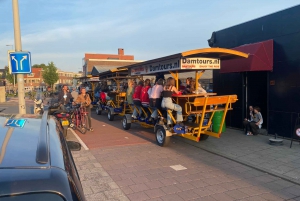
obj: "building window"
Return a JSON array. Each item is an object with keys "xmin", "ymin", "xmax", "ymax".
[{"xmin": 27, "ymin": 73, "xmax": 34, "ymax": 77}]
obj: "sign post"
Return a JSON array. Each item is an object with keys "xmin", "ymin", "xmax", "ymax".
[{"xmin": 12, "ymin": 0, "xmax": 26, "ymax": 114}]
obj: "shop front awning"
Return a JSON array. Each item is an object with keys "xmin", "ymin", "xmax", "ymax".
[{"xmin": 220, "ymin": 40, "xmax": 273, "ymax": 73}]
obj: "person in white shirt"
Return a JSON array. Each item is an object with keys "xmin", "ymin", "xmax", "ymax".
[
  {"xmin": 148, "ymin": 79, "xmax": 164, "ymax": 121},
  {"xmin": 71, "ymin": 87, "xmax": 78, "ymax": 102}
]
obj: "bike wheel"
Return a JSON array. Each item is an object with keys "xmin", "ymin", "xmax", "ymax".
[{"xmin": 80, "ymin": 115, "xmax": 88, "ymax": 134}]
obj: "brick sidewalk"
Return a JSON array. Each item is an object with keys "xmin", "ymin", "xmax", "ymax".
[{"xmin": 69, "ymin": 112, "xmax": 300, "ymax": 200}]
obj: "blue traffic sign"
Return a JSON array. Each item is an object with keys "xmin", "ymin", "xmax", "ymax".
[
  {"xmin": 9, "ymin": 52, "xmax": 32, "ymax": 74},
  {"xmin": 5, "ymin": 119, "xmax": 27, "ymax": 128}
]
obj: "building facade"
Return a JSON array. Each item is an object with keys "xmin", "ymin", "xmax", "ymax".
[
  {"xmin": 5, "ymin": 68, "xmax": 81, "ymax": 92},
  {"xmin": 82, "ymin": 48, "xmax": 142, "ymax": 76},
  {"xmin": 208, "ymin": 5, "xmax": 300, "ymax": 138}
]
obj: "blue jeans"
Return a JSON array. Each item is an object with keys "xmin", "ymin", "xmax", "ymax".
[
  {"xmin": 132, "ymin": 100, "xmax": 142, "ymax": 118},
  {"xmin": 161, "ymin": 97, "xmax": 183, "ymax": 124}
]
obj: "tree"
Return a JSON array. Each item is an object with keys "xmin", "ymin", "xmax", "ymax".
[
  {"xmin": 32, "ymin": 63, "xmax": 46, "ymax": 68},
  {"xmin": 4, "ymin": 66, "xmax": 17, "ymax": 85},
  {"xmin": 42, "ymin": 62, "xmax": 59, "ymax": 88}
]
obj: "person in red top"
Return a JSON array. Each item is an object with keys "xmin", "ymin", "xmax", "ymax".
[
  {"xmin": 132, "ymin": 80, "xmax": 144, "ymax": 119},
  {"xmin": 141, "ymin": 79, "xmax": 151, "ymax": 106}
]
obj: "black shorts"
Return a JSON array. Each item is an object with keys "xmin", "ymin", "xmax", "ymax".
[
  {"xmin": 149, "ymin": 98, "xmax": 162, "ymax": 109},
  {"xmin": 133, "ymin": 100, "xmax": 142, "ymax": 106}
]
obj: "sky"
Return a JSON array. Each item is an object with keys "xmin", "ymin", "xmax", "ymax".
[{"xmin": 0, "ymin": 0, "xmax": 299, "ymax": 72}]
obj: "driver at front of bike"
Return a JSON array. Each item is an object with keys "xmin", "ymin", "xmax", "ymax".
[
  {"xmin": 74, "ymin": 87, "xmax": 93, "ymax": 132},
  {"xmin": 58, "ymin": 85, "xmax": 72, "ymax": 112}
]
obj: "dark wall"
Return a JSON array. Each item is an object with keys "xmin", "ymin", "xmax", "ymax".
[{"xmin": 211, "ymin": 5, "xmax": 300, "ymax": 137}]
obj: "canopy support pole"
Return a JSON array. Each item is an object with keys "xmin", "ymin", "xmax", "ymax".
[
  {"xmin": 195, "ymin": 70, "xmax": 205, "ymax": 90},
  {"xmin": 169, "ymin": 71, "xmax": 179, "ymax": 89}
]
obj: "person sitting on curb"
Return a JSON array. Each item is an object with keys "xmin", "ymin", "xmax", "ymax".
[
  {"xmin": 247, "ymin": 106, "xmax": 263, "ymax": 136},
  {"xmin": 243, "ymin": 105, "xmax": 253, "ymax": 134}
]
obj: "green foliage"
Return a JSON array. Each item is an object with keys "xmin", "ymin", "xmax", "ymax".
[
  {"xmin": 42, "ymin": 62, "xmax": 59, "ymax": 88},
  {"xmin": 4, "ymin": 67, "xmax": 17, "ymax": 84},
  {"xmin": 32, "ymin": 63, "xmax": 46, "ymax": 68}
]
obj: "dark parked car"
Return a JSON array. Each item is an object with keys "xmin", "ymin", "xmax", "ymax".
[{"xmin": 0, "ymin": 111, "xmax": 86, "ymax": 201}]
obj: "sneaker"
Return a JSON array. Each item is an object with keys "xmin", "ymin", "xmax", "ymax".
[
  {"xmin": 89, "ymin": 127, "xmax": 94, "ymax": 132},
  {"xmin": 131, "ymin": 115, "xmax": 137, "ymax": 120},
  {"xmin": 246, "ymin": 132, "xmax": 253, "ymax": 136}
]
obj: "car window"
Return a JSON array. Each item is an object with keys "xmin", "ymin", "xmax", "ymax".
[{"xmin": 0, "ymin": 192, "xmax": 66, "ymax": 201}]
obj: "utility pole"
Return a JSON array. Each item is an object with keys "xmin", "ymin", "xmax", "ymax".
[
  {"xmin": 5, "ymin": 45, "xmax": 15, "ymax": 92},
  {"xmin": 12, "ymin": 0, "xmax": 26, "ymax": 114}
]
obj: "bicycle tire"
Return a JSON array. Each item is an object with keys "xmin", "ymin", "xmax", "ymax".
[{"xmin": 81, "ymin": 114, "xmax": 88, "ymax": 129}]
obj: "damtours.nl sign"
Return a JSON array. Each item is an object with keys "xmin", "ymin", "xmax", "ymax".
[
  {"xmin": 130, "ymin": 57, "xmax": 220, "ymax": 75},
  {"xmin": 181, "ymin": 57, "xmax": 220, "ymax": 69},
  {"xmin": 130, "ymin": 59, "xmax": 180, "ymax": 75}
]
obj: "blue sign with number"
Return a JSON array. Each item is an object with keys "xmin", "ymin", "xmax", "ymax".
[
  {"xmin": 5, "ymin": 119, "xmax": 27, "ymax": 128},
  {"xmin": 9, "ymin": 52, "xmax": 32, "ymax": 74}
]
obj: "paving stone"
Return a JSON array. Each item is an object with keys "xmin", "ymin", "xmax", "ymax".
[
  {"xmin": 160, "ymin": 193, "xmax": 184, "ymax": 201},
  {"xmin": 174, "ymin": 181, "xmax": 195, "ymax": 191},
  {"xmin": 82, "ymin": 186, "xmax": 93, "ymax": 195},
  {"xmin": 127, "ymin": 192, "xmax": 149, "ymax": 201},
  {"xmin": 284, "ymin": 185, "xmax": 300, "ymax": 196},
  {"xmin": 159, "ymin": 178, "xmax": 178, "ymax": 186},
  {"xmin": 85, "ymin": 192, "xmax": 107, "ymax": 201},
  {"xmin": 193, "ymin": 188, "xmax": 214, "ymax": 197},
  {"xmin": 90, "ymin": 184, "xmax": 111, "ymax": 193},
  {"xmin": 273, "ymin": 189, "xmax": 296, "ymax": 200},
  {"xmin": 218, "ymin": 182, "xmax": 240, "ymax": 191},
  {"xmin": 246, "ymin": 195, "xmax": 268, "ymax": 201},
  {"xmin": 211, "ymin": 192, "xmax": 235, "ymax": 201},
  {"xmin": 225, "ymin": 189, "xmax": 249, "ymax": 200},
  {"xmin": 260, "ymin": 193, "xmax": 285, "ymax": 201},
  {"xmin": 144, "ymin": 188, "xmax": 166, "ymax": 198},
  {"xmin": 238, "ymin": 186, "xmax": 264, "ymax": 196},
  {"xmin": 83, "ymin": 172, "xmax": 103, "ymax": 181},
  {"xmin": 108, "ymin": 182, "xmax": 120, "ymax": 190},
  {"xmin": 131, "ymin": 176, "xmax": 150, "ymax": 184},
  {"xmin": 205, "ymin": 184, "xmax": 228, "ymax": 194},
  {"xmin": 120, "ymin": 186, "xmax": 134, "ymax": 195},
  {"xmin": 115, "ymin": 179, "xmax": 135, "ymax": 187},
  {"xmin": 95, "ymin": 176, "xmax": 114, "ymax": 184},
  {"xmin": 160, "ymin": 185, "xmax": 181, "ymax": 194},
  {"xmin": 189, "ymin": 179, "xmax": 209, "ymax": 188},
  {"xmin": 104, "ymin": 189, "xmax": 126, "ymax": 199},
  {"xmin": 144, "ymin": 180, "xmax": 165, "ymax": 189},
  {"xmin": 177, "ymin": 189, "xmax": 199, "ymax": 200},
  {"xmin": 129, "ymin": 183, "xmax": 149, "ymax": 193}
]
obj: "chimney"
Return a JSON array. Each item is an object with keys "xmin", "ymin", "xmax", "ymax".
[{"xmin": 118, "ymin": 48, "xmax": 124, "ymax": 56}]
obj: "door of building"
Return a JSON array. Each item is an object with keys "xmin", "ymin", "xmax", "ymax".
[{"xmin": 245, "ymin": 71, "xmax": 268, "ymax": 128}]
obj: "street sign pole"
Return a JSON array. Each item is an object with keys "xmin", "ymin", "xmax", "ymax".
[{"xmin": 12, "ymin": 0, "xmax": 26, "ymax": 114}]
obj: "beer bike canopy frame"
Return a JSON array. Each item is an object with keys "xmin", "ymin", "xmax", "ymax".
[{"xmin": 124, "ymin": 47, "xmax": 248, "ymax": 90}]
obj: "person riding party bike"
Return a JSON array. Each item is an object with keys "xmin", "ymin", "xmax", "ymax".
[
  {"xmin": 74, "ymin": 88, "xmax": 94, "ymax": 132},
  {"xmin": 58, "ymin": 85, "xmax": 72, "ymax": 111},
  {"xmin": 161, "ymin": 77, "xmax": 184, "ymax": 127}
]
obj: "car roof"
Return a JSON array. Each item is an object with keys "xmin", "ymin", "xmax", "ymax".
[{"xmin": 0, "ymin": 113, "xmax": 65, "ymax": 170}]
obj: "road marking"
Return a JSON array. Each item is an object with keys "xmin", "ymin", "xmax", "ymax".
[
  {"xmin": 69, "ymin": 128, "xmax": 89, "ymax": 150},
  {"xmin": 170, "ymin": 164, "xmax": 187, "ymax": 171}
]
